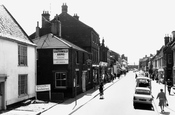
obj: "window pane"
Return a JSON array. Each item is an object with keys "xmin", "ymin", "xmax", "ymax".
[
  {"xmin": 18, "ymin": 74, "xmax": 27, "ymax": 96},
  {"xmin": 18, "ymin": 44, "xmax": 27, "ymax": 66},
  {"xmin": 55, "ymin": 72, "xmax": 67, "ymax": 88}
]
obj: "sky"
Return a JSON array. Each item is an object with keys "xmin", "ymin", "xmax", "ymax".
[{"xmin": 1, "ymin": 0, "xmax": 175, "ymax": 65}]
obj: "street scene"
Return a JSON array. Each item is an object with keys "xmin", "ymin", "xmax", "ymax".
[
  {"xmin": 1, "ymin": 0, "xmax": 175, "ymax": 115},
  {"xmin": 1, "ymin": 71, "xmax": 175, "ymax": 115}
]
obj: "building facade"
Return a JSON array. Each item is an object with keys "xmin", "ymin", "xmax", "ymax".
[
  {"xmin": 0, "ymin": 5, "xmax": 36, "ymax": 110},
  {"xmin": 33, "ymin": 32, "xmax": 91, "ymax": 99}
]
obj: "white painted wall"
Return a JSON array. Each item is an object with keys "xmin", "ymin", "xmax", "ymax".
[{"xmin": 0, "ymin": 37, "xmax": 36, "ymax": 105}]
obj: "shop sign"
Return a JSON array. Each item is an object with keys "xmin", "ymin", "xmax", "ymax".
[
  {"xmin": 36, "ymin": 84, "xmax": 50, "ymax": 92},
  {"xmin": 53, "ymin": 49, "xmax": 69, "ymax": 64}
]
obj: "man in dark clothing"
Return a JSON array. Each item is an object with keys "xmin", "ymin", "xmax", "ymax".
[
  {"xmin": 99, "ymin": 82, "xmax": 104, "ymax": 99},
  {"xmin": 167, "ymin": 79, "xmax": 172, "ymax": 95}
]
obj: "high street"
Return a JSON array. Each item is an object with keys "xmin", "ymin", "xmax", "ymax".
[
  {"xmin": 69, "ymin": 72, "xmax": 156, "ymax": 115},
  {"xmin": 40, "ymin": 71, "xmax": 161, "ymax": 115},
  {"xmin": 2, "ymin": 71, "xmax": 175, "ymax": 115}
]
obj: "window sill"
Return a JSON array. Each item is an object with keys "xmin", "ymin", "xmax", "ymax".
[{"xmin": 18, "ymin": 94, "xmax": 28, "ymax": 98}]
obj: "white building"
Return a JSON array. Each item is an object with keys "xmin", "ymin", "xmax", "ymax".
[{"xmin": 0, "ymin": 5, "xmax": 36, "ymax": 110}]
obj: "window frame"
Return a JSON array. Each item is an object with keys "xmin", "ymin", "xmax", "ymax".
[
  {"xmin": 18, "ymin": 74, "xmax": 28, "ymax": 97},
  {"xmin": 55, "ymin": 72, "xmax": 67, "ymax": 88},
  {"xmin": 18, "ymin": 44, "xmax": 27, "ymax": 66}
]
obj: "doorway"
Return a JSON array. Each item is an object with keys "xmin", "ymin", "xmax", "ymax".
[
  {"xmin": 0, "ymin": 82, "xmax": 4, "ymax": 110},
  {"xmin": 82, "ymin": 71, "xmax": 87, "ymax": 92}
]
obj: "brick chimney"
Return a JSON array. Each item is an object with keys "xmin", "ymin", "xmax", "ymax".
[
  {"xmin": 35, "ymin": 21, "xmax": 40, "ymax": 38},
  {"xmin": 42, "ymin": 11, "xmax": 50, "ymax": 28},
  {"xmin": 164, "ymin": 34, "xmax": 170, "ymax": 45},
  {"xmin": 172, "ymin": 31, "xmax": 175, "ymax": 41},
  {"xmin": 73, "ymin": 14, "xmax": 79, "ymax": 20},
  {"xmin": 62, "ymin": 3, "xmax": 68, "ymax": 13},
  {"xmin": 51, "ymin": 15, "xmax": 61, "ymax": 37}
]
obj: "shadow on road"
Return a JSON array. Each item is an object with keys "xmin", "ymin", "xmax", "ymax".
[{"xmin": 134, "ymin": 103, "xmax": 154, "ymax": 111}]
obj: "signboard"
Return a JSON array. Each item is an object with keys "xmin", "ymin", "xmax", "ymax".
[
  {"xmin": 53, "ymin": 49, "xmax": 69, "ymax": 64},
  {"xmin": 36, "ymin": 84, "xmax": 51, "ymax": 92},
  {"xmin": 99, "ymin": 62, "xmax": 108, "ymax": 67}
]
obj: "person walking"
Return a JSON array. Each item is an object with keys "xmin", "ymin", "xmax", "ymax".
[
  {"xmin": 99, "ymin": 82, "xmax": 104, "ymax": 99},
  {"xmin": 167, "ymin": 79, "xmax": 172, "ymax": 95},
  {"xmin": 156, "ymin": 89, "xmax": 168, "ymax": 113}
]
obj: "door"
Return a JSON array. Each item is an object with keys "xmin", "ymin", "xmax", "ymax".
[
  {"xmin": 82, "ymin": 71, "xmax": 86, "ymax": 92},
  {"xmin": 0, "ymin": 83, "xmax": 2, "ymax": 110}
]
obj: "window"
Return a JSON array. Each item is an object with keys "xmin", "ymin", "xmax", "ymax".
[
  {"xmin": 76, "ymin": 51, "xmax": 79, "ymax": 64},
  {"xmin": 82, "ymin": 53, "xmax": 85, "ymax": 64},
  {"xmin": 76, "ymin": 71, "xmax": 80, "ymax": 86},
  {"xmin": 18, "ymin": 44, "xmax": 27, "ymax": 66},
  {"xmin": 55, "ymin": 72, "xmax": 67, "ymax": 88},
  {"xmin": 18, "ymin": 74, "xmax": 27, "ymax": 96},
  {"xmin": 168, "ymin": 54, "xmax": 172, "ymax": 64}
]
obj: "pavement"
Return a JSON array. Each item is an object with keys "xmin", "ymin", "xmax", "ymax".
[
  {"xmin": 1, "ymin": 73, "xmax": 175, "ymax": 115},
  {"xmin": 151, "ymin": 80, "xmax": 175, "ymax": 115},
  {"xmin": 0, "ymin": 75, "xmax": 124, "ymax": 115}
]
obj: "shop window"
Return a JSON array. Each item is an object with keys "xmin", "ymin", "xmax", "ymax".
[
  {"xmin": 18, "ymin": 44, "xmax": 27, "ymax": 66},
  {"xmin": 18, "ymin": 74, "xmax": 28, "ymax": 96},
  {"xmin": 55, "ymin": 72, "xmax": 67, "ymax": 88}
]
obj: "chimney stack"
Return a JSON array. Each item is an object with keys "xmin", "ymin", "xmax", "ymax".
[
  {"xmin": 35, "ymin": 21, "xmax": 40, "ymax": 38},
  {"xmin": 51, "ymin": 15, "xmax": 61, "ymax": 37},
  {"xmin": 73, "ymin": 14, "xmax": 79, "ymax": 20},
  {"xmin": 62, "ymin": 3, "xmax": 68, "ymax": 13},
  {"xmin": 172, "ymin": 31, "xmax": 175, "ymax": 41},
  {"xmin": 164, "ymin": 34, "xmax": 170, "ymax": 45},
  {"xmin": 42, "ymin": 11, "xmax": 50, "ymax": 28}
]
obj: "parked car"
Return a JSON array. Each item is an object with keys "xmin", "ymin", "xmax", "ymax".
[
  {"xmin": 133, "ymin": 87, "xmax": 154, "ymax": 107},
  {"xmin": 136, "ymin": 76, "xmax": 152, "ymax": 90}
]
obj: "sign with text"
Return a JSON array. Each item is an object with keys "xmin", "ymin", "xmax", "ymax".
[
  {"xmin": 36, "ymin": 84, "xmax": 51, "ymax": 92},
  {"xmin": 53, "ymin": 49, "xmax": 69, "ymax": 64}
]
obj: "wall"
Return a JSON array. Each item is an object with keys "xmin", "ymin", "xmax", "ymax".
[{"xmin": 0, "ymin": 37, "xmax": 36, "ymax": 105}]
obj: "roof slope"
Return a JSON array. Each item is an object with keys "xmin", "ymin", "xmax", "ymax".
[
  {"xmin": 0, "ymin": 5, "xmax": 35, "ymax": 46},
  {"xmin": 33, "ymin": 33, "xmax": 89, "ymax": 53}
]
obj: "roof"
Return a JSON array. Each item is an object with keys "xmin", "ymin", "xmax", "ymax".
[
  {"xmin": 58, "ymin": 13, "xmax": 99, "ymax": 35},
  {"xmin": 136, "ymin": 76, "xmax": 151, "ymax": 80},
  {"xmin": 0, "ymin": 5, "xmax": 35, "ymax": 46},
  {"xmin": 33, "ymin": 33, "xmax": 89, "ymax": 53}
]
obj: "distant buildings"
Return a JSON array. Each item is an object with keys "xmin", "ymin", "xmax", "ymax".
[{"xmin": 139, "ymin": 31, "xmax": 175, "ymax": 86}]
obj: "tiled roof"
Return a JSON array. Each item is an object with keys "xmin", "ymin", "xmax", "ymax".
[
  {"xmin": 33, "ymin": 33, "xmax": 89, "ymax": 53},
  {"xmin": 0, "ymin": 5, "xmax": 35, "ymax": 46}
]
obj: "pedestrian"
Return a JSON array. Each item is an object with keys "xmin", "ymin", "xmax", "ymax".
[
  {"xmin": 93, "ymin": 74, "xmax": 97, "ymax": 90},
  {"xmin": 99, "ymin": 82, "xmax": 104, "ymax": 99},
  {"xmin": 156, "ymin": 89, "xmax": 168, "ymax": 113},
  {"xmin": 167, "ymin": 79, "xmax": 172, "ymax": 95}
]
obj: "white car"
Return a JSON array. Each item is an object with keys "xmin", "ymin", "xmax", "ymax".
[
  {"xmin": 136, "ymin": 76, "xmax": 152, "ymax": 90},
  {"xmin": 133, "ymin": 87, "xmax": 153, "ymax": 106}
]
